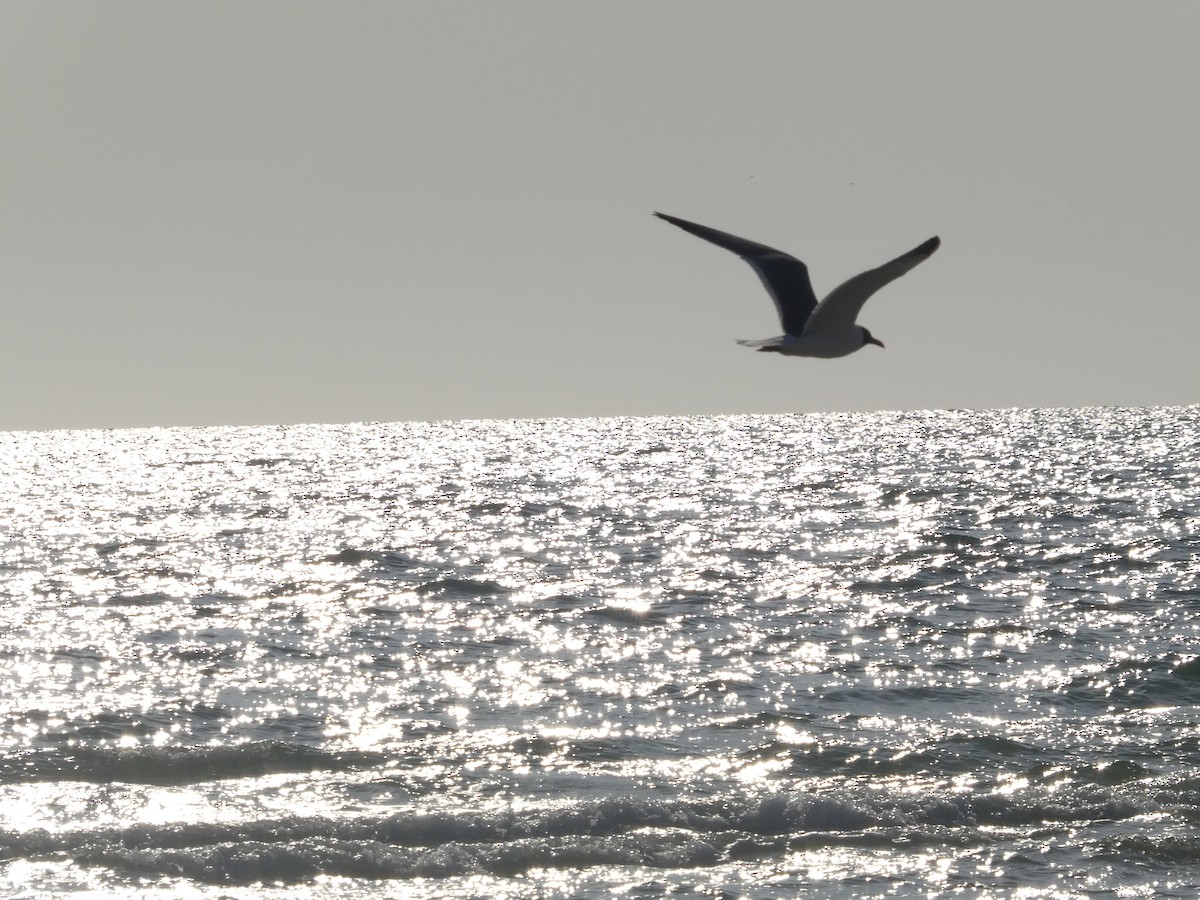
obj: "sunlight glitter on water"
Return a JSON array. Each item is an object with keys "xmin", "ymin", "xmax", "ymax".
[{"xmin": 1, "ymin": 408, "xmax": 1199, "ymax": 896}]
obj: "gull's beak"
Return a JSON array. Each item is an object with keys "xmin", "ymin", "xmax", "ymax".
[{"xmin": 867, "ymin": 335, "xmax": 885, "ymax": 349}]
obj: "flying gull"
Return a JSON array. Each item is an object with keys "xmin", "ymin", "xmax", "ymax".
[{"xmin": 654, "ymin": 212, "xmax": 939, "ymax": 358}]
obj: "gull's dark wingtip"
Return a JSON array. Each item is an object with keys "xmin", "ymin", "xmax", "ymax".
[
  {"xmin": 884, "ymin": 235, "xmax": 940, "ymax": 271},
  {"xmin": 655, "ymin": 211, "xmax": 708, "ymax": 234}
]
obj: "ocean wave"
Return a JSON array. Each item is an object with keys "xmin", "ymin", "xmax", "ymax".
[{"xmin": 0, "ymin": 789, "xmax": 1157, "ymax": 885}]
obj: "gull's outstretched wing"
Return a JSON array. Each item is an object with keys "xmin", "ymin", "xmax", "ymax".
[
  {"xmin": 803, "ymin": 236, "xmax": 940, "ymax": 335},
  {"xmin": 654, "ymin": 212, "xmax": 818, "ymax": 336}
]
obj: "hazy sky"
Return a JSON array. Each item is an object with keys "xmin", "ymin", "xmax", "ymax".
[{"xmin": 3, "ymin": 2, "xmax": 1198, "ymax": 431}]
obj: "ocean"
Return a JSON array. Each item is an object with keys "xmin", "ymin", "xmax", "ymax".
[{"xmin": 1, "ymin": 406, "xmax": 1198, "ymax": 898}]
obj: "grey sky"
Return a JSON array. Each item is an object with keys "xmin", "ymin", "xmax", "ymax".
[{"xmin": 3, "ymin": 2, "xmax": 1197, "ymax": 431}]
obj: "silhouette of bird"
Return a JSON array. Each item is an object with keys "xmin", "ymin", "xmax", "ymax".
[{"xmin": 655, "ymin": 212, "xmax": 939, "ymax": 358}]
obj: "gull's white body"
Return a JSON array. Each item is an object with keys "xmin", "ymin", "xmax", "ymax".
[
  {"xmin": 736, "ymin": 331, "xmax": 871, "ymax": 359},
  {"xmin": 654, "ymin": 212, "xmax": 940, "ymax": 359}
]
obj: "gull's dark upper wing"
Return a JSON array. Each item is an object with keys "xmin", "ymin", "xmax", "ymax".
[{"xmin": 654, "ymin": 212, "xmax": 818, "ymax": 336}]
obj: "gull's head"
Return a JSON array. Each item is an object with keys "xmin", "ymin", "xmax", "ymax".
[{"xmin": 862, "ymin": 328, "xmax": 885, "ymax": 349}]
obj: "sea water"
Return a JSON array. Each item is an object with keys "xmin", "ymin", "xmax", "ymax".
[{"xmin": 1, "ymin": 406, "xmax": 1198, "ymax": 898}]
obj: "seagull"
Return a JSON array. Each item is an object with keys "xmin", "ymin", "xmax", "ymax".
[{"xmin": 654, "ymin": 212, "xmax": 940, "ymax": 358}]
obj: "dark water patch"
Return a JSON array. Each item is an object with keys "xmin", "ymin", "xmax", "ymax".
[
  {"xmin": 105, "ymin": 592, "xmax": 175, "ymax": 607},
  {"xmin": 364, "ymin": 603, "xmax": 409, "ymax": 619},
  {"xmin": 263, "ymin": 642, "xmax": 328, "ymax": 661},
  {"xmin": 728, "ymin": 545, "xmax": 784, "ymax": 562},
  {"xmin": 943, "ymin": 733, "xmax": 1035, "ymax": 758},
  {"xmin": 507, "ymin": 736, "xmax": 566, "ymax": 759},
  {"xmin": 659, "ymin": 589, "xmax": 720, "ymax": 611},
  {"xmin": 376, "ymin": 551, "xmax": 419, "ymax": 575},
  {"xmin": 392, "ymin": 719, "xmax": 458, "ymax": 740},
  {"xmin": 1046, "ymin": 655, "xmax": 1200, "ymax": 710},
  {"xmin": 94, "ymin": 538, "xmax": 165, "ymax": 557},
  {"xmin": 1070, "ymin": 760, "xmax": 1153, "ymax": 786},
  {"xmin": 778, "ymin": 732, "xmax": 1046, "ymax": 780},
  {"xmin": 964, "ymin": 790, "xmax": 1143, "ymax": 826},
  {"xmin": 1087, "ymin": 655, "xmax": 1200, "ymax": 707},
  {"xmin": 564, "ymin": 735, "xmax": 682, "ymax": 763},
  {"xmin": 479, "ymin": 632, "xmax": 523, "ymax": 648},
  {"xmin": 725, "ymin": 835, "xmax": 786, "ymax": 860},
  {"xmin": 181, "ymin": 702, "xmax": 234, "ymax": 721},
  {"xmin": 785, "ymin": 825, "xmax": 984, "ymax": 853},
  {"xmin": 584, "ymin": 604, "xmax": 672, "ymax": 627},
  {"xmin": 416, "ymin": 578, "xmax": 510, "ymax": 599},
  {"xmin": 713, "ymin": 711, "xmax": 816, "ymax": 730},
  {"xmin": 324, "ymin": 547, "xmax": 379, "ymax": 565},
  {"xmin": 41, "ymin": 699, "xmax": 239, "ymax": 744},
  {"xmin": 650, "ymin": 681, "xmax": 688, "ymax": 698},
  {"xmin": 245, "ymin": 457, "xmax": 288, "ymax": 467},
  {"xmin": 690, "ymin": 566, "xmax": 738, "ymax": 584},
  {"xmin": 1098, "ymin": 833, "xmax": 1200, "ymax": 865},
  {"xmin": 0, "ymin": 741, "xmax": 386, "ymax": 786},
  {"xmin": 1172, "ymin": 656, "xmax": 1200, "ymax": 680},
  {"xmin": 934, "ymin": 617, "xmax": 1030, "ymax": 638},
  {"xmin": 216, "ymin": 526, "xmax": 259, "ymax": 538},
  {"xmin": 169, "ymin": 643, "xmax": 242, "ymax": 663},
  {"xmin": 695, "ymin": 677, "xmax": 758, "ymax": 698},
  {"xmin": 256, "ymin": 581, "xmax": 322, "ymax": 600},
  {"xmin": 819, "ymin": 684, "xmax": 994, "ymax": 711},
  {"xmin": 257, "ymin": 712, "xmax": 333, "ymax": 744},
  {"xmin": 539, "ymin": 593, "xmax": 589, "ymax": 611},
  {"xmin": 632, "ymin": 444, "xmax": 673, "ymax": 456},
  {"xmin": 932, "ymin": 529, "xmax": 985, "ymax": 548},
  {"xmin": 193, "ymin": 591, "xmax": 248, "ymax": 606}
]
